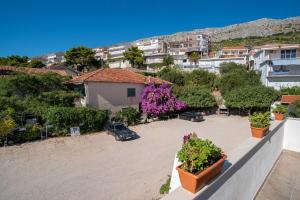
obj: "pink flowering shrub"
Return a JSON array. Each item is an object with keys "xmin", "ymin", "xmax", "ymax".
[{"xmin": 141, "ymin": 83, "xmax": 186, "ymax": 117}]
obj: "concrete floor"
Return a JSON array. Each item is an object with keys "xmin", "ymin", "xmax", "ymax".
[
  {"xmin": 0, "ymin": 115, "xmax": 251, "ymax": 200},
  {"xmin": 255, "ymin": 150, "xmax": 300, "ymax": 200}
]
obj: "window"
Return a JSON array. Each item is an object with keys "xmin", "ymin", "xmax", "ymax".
[
  {"xmin": 127, "ymin": 88, "xmax": 136, "ymax": 97},
  {"xmin": 281, "ymin": 49, "xmax": 297, "ymax": 59}
]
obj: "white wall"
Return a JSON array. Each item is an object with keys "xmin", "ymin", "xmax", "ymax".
[
  {"xmin": 85, "ymin": 82, "xmax": 144, "ymax": 113},
  {"xmin": 164, "ymin": 119, "xmax": 300, "ymax": 200},
  {"xmin": 284, "ymin": 118, "xmax": 300, "ymax": 152}
]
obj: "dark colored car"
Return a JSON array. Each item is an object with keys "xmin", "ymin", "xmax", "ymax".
[
  {"xmin": 179, "ymin": 111, "xmax": 203, "ymax": 122},
  {"xmin": 106, "ymin": 122, "xmax": 136, "ymax": 141}
]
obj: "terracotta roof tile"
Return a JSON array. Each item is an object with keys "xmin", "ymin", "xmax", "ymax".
[
  {"xmin": 71, "ymin": 68, "xmax": 169, "ymax": 85},
  {"xmin": 281, "ymin": 95, "xmax": 300, "ymax": 104}
]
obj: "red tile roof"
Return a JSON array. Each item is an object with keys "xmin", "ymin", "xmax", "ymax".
[
  {"xmin": 71, "ymin": 68, "xmax": 169, "ymax": 85},
  {"xmin": 281, "ymin": 95, "xmax": 300, "ymax": 104},
  {"xmin": 0, "ymin": 66, "xmax": 70, "ymax": 76}
]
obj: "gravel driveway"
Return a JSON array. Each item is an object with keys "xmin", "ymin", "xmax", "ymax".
[{"xmin": 0, "ymin": 115, "xmax": 251, "ymax": 200}]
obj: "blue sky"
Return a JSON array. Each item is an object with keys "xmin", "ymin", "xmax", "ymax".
[{"xmin": 1, "ymin": 0, "xmax": 300, "ymax": 57}]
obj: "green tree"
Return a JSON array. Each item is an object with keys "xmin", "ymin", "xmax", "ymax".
[
  {"xmin": 163, "ymin": 55, "xmax": 174, "ymax": 67},
  {"xmin": 123, "ymin": 46, "xmax": 144, "ymax": 68},
  {"xmin": 158, "ymin": 67, "xmax": 185, "ymax": 86},
  {"xmin": 224, "ymin": 86, "xmax": 279, "ymax": 113},
  {"xmin": 188, "ymin": 52, "xmax": 201, "ymax": 66},
  {"xmin": 219, "ymin": 62, "xmax": 247, "ymax": 75},
  {"xmin": 185, "ymin": 69, "xmax": 217, "ymax": 90},
  {"xmin": 65, "ymin": 46, "xmax": 100, "ymax": 71},
  {"xmin": 0, "ymin": 110, "xmax": 16, "ymax": 139},
  {"xmin": 281, "ymin": 86, "xmax": 300, "ymax": 95},
  {"xmin": 175, "ymin": 85, "xmax": 216, "ymax": 108},
  {"xmin": 30, "ymin": 59, "xmax": 45, "ymax": 68},
  {"xmin": 218, "ymin": 69, "xmax": 261, "ymax": 95},
  {"xmin": 0, "ymin": 55, "xmax": 30, "ymax": 67}
]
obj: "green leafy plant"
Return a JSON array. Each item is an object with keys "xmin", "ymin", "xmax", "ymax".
[
  {"xmin": 112, "ymin": 107, "xmax": 141, "ymax": 125},
  {"xmin": 272, "ymin": 104, "xmax": 288, "ymax": 114},
  {"xmin": 23, "ymin": 124, "xmax": 41, "ymax": 141},
  {"xmin": 177, "ymin": 135, "xmax": 222, "ymax": 174},
  {"xmin": 249, "ymin": 112, "xmax": 270, "ymax": 128},
  {"xmin": 280, "ymin": 86, "xmax": 300, "ymax": 95},
  {"xmin": 174, "ymin": 85, "xmax": 217, "ymax": 108},
  {"xmin": 160, "ymin": 175, "xmax": 171, "ymax": 194}
]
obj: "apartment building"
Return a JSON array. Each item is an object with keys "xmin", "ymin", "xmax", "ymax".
[
  {"xmin": 107, "ymin": 43, "xmax": 131, "ymax": 68},
  {"xmin": 166, "ymin": 33, "xmax": 210, "ymax": 67},
  {"xmin": 217, "ymin": 45, "xmax": 250, "ymax": 58},
  {"xmin": 93, "ymin": 47, "xmax": 108, "ymax": 61},
  {"xmin": 251, "ymin": 44, "xmax": 300, "ymax": 90},
  {"xmin": 134, "ymin": 38, "xmax": 168, "ymax": 65}
]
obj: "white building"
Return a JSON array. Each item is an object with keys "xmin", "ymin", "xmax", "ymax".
[
  {"xmin": 93, "ymin": 47, "xmax": 108, "ymax": 61},
  {"xmin": 134, "ymin": 38, "xmax": 168, "ymax": 65},
  {"xmin": 181, "ymin": 56, "xmax": 247, "ymax": 73},
  {"xmin": 251, "ymin": 44, "xmax": 300, "ymax": 90},
  {"xmin": 107, "ymin": 43, "xmax": 131, "ymax": 68}
]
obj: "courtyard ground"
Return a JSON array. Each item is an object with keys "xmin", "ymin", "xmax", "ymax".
[{"xmin": 0, "ymin": 115, "xmax": 251, "ymax": 200}]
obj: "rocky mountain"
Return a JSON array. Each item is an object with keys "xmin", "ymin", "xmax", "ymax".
[{"xmin": 161, "ymin": 16, "xmax": 300, "ymax": 42}]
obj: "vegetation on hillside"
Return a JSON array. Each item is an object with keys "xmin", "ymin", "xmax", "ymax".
[{"xmin": 212, "ymin": 31, "xmax": 300, "ymax": 50}]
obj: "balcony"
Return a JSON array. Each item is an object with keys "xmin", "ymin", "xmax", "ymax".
[
  {"xmin": 268, "ymin": 70, "xmax": 300, "ymax": 77},
  {"xmin": 271, "ymin": 58, "xmax": 300, "ymax": 66}
]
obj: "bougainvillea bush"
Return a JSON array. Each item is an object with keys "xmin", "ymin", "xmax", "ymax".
[{"xmin": 141, "ymin": 83, "xmax": 186, "ymax": 117}]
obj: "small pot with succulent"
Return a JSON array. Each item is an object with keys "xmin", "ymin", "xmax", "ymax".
[
  {"xmin": 272, "ymin": 104, "xmax": 288, "ymax": 120},
  {"xmin": 249, "ymin": 112, "xmax": 270, "ymax": 138},
  {"xmin": 176, "ymin": 133, "xmax": 227, "ymax": 193}
]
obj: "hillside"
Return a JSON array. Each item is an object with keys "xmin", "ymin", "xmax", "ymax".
[{"xmin": 212, "ymin": 31, "xmax": 300, "ymax": 50}]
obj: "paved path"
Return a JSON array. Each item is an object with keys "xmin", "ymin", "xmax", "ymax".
[
  {"xmin": 256, "ymin": 150, "xmax": 300, "ymax": 200},
  {"xmin": 0, "ymin": 115, "xmax": 251, "ymax": 200}
]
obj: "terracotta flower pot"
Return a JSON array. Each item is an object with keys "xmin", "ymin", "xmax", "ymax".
[
  {"xmin": 274, "ymin": 113, "xmax": 285, "ymax": 120},
  {"xmin": 251, "ymin": 127, "xmax": 269, "ymax": 138},
  {"xmin": 176, "ymin": 154, "xmax": 227, "ymax": 193}
]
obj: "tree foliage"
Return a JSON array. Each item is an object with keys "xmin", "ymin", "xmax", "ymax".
[
  {"xmin": 218, "ymin": 64, "xmax": 261, "ymax": 95},
  {"xmin": 224, "ymin": 86, "xmax": 279, "ymax": 112},
  {"xmin": 123, "ymin": 46, "xmax": 144, "ymax": 68},
  {"xmin": 65, "ymin": 46, "xmax": 100, "ymax": 71},
  {"xmin": 185, "ymin": 69, "xmax": 217, "ymax": 89},
  {"xmin": 158, "ymin": 67, "xmax": 185, "ymax": 86},
  {"xmin": 188, "ymin": 52, "xmax": 201, "ymax": 66},
  {"xmin": 162, "ymin": 55, "xmax": 174, "ymax": 67},
  {"xmin": 281, "ymin": 86, "xmax": 300, "ymax": 95},
  {"xmin": 0, "ymin": 110, "xmax": 16, "ymax": 139},
  {"xmin": 174, "ymin": 85, "xmax": 216, "ymax": 108}
]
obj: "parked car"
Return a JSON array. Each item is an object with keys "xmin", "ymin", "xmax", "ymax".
[
  {"xmin": 179, "ymin": 111, "xmax": 203, "ymax": 122},
  {"xmin": 106, "ymin": 122, "xmax": 136, "ymax": 141}
]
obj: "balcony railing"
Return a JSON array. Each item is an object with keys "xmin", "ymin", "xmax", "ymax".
[{"xmin": 268, "ymin": 70, "xmax": 300, "ymax": 77}]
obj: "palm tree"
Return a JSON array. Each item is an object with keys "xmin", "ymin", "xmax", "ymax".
[
  {"xmin": 163, "ymin": 55, "xmax": 174, "ymax": 67},
  {"xmin": 188, "ymin": 52, "xmax": 201, "ymax": 67}
]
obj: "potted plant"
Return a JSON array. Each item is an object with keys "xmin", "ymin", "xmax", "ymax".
[
  {"xmin": 176, "ymin": 133, "xmax": 226, "ymax": 193},
  {"xmin": 272, "ymin": 104, "xmax": 288, "ymax": 120},
  {"xmin": 249, "ymin": 112, "xmax": 270, "ymax": 138}
]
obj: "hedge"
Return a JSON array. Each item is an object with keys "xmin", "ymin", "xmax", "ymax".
[
  {"xmin": 224, "ymin": 86, "xmax": 279, "ymax": 112},
  {"xmin": 43, "ymin": 107, "xmax": 108, "ymax": 135}
]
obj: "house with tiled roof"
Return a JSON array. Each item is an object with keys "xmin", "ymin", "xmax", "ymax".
[{"xmin": 70, "ymin": 68, "xmax": 168, "ymax": 113}]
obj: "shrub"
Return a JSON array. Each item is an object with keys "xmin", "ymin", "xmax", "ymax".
[
  {"xmin": 224, "ymin": 86, "xmax": 279, "ymax": 112},
  {"xmin": 174, "ymin": 85, "xmax": 216, "ymax": 108},
  {"xmin": 272, "ymin": 104, "xmax": 288, "ymax": 114},
  {"xmin": 0, "ymin": 112, "xmax": 16, "ymax": 139},
  {"xmin": 141, "ymin": 84, "xmax": 186, "ymax": 117},
  {"xmin": 281, "ymin": 86, "xmax": 300, "ymax": 95},
  {"xmin": 177, "ymin": 134, "xmax": 222, "ymax": 174},
  {"xmin": 112, "ymin": 107, "xmax": 141, "ymax": 125},
  {"xmin": 160, "ymin": 175, "xmax": 171, "ymax": 194},
  {"xmin": 184, "ymin": 69, "xmax": 217, "ymax": 89},
  {"xmin": 290, "ymin": 101, "xmax": 300, "ymax": 118},
  {"xmin": 23, "ymin": 124, "xmax": 41, "ymax": 141},
  {"xmin": 158, "ymin": 67, "xmax": 185, "ymax": 86},
  {"xmin": 249, "ymin": 112, "xmax": 270, "ymax": 128},
  {"xmin": 39, "ymin": 91, "xmax": 80, "ymax": 106},
  {"xmin": 43, "ymin": 107, "xmax": 107, "ymax": 135},
  {"xmin": 218, "ymin": 70, "xmax": 261, "ymax": 95},
  {"xmin": 219, "ymin": 62, "xmax": 247, "ymax": 75}
]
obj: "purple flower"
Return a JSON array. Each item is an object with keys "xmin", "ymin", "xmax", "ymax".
[{"xmin": 140, "ymin": 84, "xmax": 186, "ymax": 117}]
